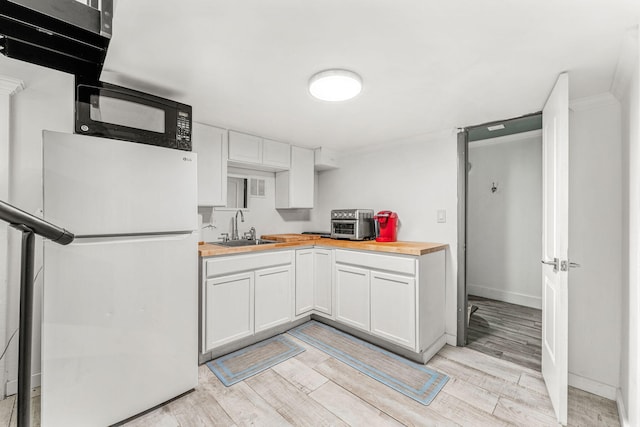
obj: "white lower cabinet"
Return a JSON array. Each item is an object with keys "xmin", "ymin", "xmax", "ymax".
[
  {"xmin": 313, "ymin": 249, "xmax": 333, "ymax": 315},
  {"xmin": 205, "ymin": 272, "xmax": 254, "ymax": 350},
  {"xmin": 295, "ymin": 248, "xmax": 333, "ymax": 316},
  {"xmin": 255, "ymin": 265, "xmax": 293, "ymax": 332},
  {"xmin": 202, "ymin": 246, "xmax": 445, "ymax": 359},
  {"xmin": 335, "ymin": 264, "xmax": 370, "ymax": 331},
  {"xmin": 334, "ymin": 249, "xmax": 425, "ymax": 351},
  {"xmin": 202, "ymin": 251, "xmax": 293, "ymax": 353},
  {"xmin": 295, "ymin": 249, "xmax": 314, "ymax": 314},
  {"xmin": 370, "ymin": 271, "xmax": 416, "ymax": 348}
]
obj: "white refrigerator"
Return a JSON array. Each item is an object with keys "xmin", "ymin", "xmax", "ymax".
[{"xmin": 41, "ymin": 131, "xmax": 198, "ymax": 426}]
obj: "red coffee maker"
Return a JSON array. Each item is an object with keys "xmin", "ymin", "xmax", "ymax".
[{"xmin": 373, "ymin": 211, "xmax": 398, "ymax": 242}]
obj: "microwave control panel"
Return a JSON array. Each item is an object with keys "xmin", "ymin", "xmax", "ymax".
[
  {"xmin": 331, "ymin": 209, "xmax": 374, "ymax": 220},
  {"xmin": 176, "ymin": 110, "xmax": 192, "ymax": 150}
]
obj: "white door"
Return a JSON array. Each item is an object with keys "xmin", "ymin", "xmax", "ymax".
[{"xmin": 541, "ymin": 72, "xmax": 570, "ymax": 426}]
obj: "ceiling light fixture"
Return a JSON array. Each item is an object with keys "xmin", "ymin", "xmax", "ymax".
[{"xmin": 309, "ymin": 69, "xmax": 362, "ymax": 102}]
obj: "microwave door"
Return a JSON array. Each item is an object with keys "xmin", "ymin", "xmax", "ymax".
[{"xmin": 91, "ymin": 94, "xmax": 166, "ymax": 134}]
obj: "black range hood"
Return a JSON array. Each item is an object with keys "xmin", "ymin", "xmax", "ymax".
[{"xmin": 0, "ymin": 0, "xmax": 112, "ymax": 78}]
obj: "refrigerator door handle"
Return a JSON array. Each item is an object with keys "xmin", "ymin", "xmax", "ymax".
[{"xmin": 71, "ymin": 232, "xmax": 195, "ymax": 245}]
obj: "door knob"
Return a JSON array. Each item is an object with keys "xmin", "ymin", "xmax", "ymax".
[
  {"xmin": 541, "ymin": 257, "xmax": 559, "ymax": 272},
  {"xmin": 561, "ymin": 260, "xmax": 581, "ymax": 271}
]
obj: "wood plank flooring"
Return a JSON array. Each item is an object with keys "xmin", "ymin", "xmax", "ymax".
[
  {"xmin": 0, "ymin": 326, "xmax": 619, "ymax": 426},
  {"xmin": 467, "ymin": 295, "xmax": 543, "ymax": 372}
]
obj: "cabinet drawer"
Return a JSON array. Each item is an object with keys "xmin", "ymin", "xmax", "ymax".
[
  {"xmin": 334, "ymin": 249, "xmax": 415, "ymax": 275},
  {"xmin": 206, "ymin": 251, "xmax": 293, "ymax": 277}
]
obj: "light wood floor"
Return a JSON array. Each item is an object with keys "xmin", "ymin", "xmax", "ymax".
[
  {"xmin": 0, "ymin": 331, "xmax": 620, "ymax": 426},
  {"xmin": 467, "ymin": 295, "xmax": 543, "ymax": 371}
]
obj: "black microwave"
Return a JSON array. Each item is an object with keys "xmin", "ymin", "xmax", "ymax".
[{"xmin": 75, "ymin": 78, "xmax": 192, "ymax": 151}]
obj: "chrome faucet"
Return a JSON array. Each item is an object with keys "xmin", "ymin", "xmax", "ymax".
[{"xmin": 232, "ymin": 209, "xmax": 244, "ymax": 240}]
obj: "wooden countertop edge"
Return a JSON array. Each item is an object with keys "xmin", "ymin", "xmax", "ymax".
[{"xmin": 198, "ymin": 238, "xmax": 448, "ymax": 257}]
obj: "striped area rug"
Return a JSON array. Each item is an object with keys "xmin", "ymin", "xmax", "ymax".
[
  {"xmin": 207, "ymin": 335, "xmax": 304, "ymax": 386},
  {"xmin": 288, "ymin": 321, "xmax": 448, "ymax": 405}
]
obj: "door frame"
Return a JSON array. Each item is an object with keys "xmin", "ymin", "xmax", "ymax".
[{"xmin": 455, "ymin": 112, "xmax": 542, "ymax": 345}]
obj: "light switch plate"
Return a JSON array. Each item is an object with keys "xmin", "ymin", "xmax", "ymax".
[{"xmin": 437, "ymin": 209, "xmax": 446, "ymax": 223}]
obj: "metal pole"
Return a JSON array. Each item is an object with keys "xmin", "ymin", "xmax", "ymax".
[{"xmin": 16, "ymin": 226, "xmax": 34, "ymax": 427}]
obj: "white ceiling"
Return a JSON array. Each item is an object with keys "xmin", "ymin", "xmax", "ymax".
[{"xmin": 102, "ymin": 0, "xmax": 639, "ymax": 152}]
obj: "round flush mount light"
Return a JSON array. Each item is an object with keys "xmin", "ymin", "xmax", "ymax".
[{"xmin": 309, "ymin": 69, "xmax": 362, "ymax": 102}]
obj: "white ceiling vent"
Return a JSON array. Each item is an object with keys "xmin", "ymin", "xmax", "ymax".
[{"xmin": 249, "ymin": 178, "xmax": 266, "ymax": 197}]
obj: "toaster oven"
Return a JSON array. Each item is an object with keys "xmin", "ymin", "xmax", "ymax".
[{"xmin": 330, "ymin": 209, "xmax": 375, "ymax": 240}]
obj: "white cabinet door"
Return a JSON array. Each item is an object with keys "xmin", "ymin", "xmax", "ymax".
[
  {"xmin": 193, "ymin": 123, "xmax": 228, "ymax": 206},
  {"xmin": 205, "ymin": 272, "xmax": 254, "ymax": 352},
  {"xmin": 275, "ymin": 146, "xmax": 314, "ymax": 209},
  {"xmin": 370, "ymin": 271, "xmax": 416, "ymax": 349},
  {"xmin": 255, "ymin": 265, "xmax": 293, "ymax": 332},
  {"xmin": 335, "ymin": 264, "xmax": 370, "ymax": 331},
  {"xmin": 228, "ymin": 131, "xmax": 262, "ymax": 164},
  {"xmin": 314, "ymin": 249, "xmax": 333, "ymax": 316},
  {"xmin": 295, "ymin": 249, "xmax": 314, "ymax": 315},
  {"xmin": 263, "ymin": 139, "xmax": 291, "ymax": 169}
]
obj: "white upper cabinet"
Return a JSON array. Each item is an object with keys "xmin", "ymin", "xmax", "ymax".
[
  {"xmin": 228, "ymin": 131, "xmax": 290, "ymax": 171},
  {"xmin": 192, "ymin": 123, "xmax": 228, "ymax": 207},
  {"xmin": 263, "ymin": 139, "xmax": 291, "ymax": 169},
  {"xmin": 228, "ymin": 131, "xmax": 262, "ymax": 164},
  {"xmin": 275, "ymin": 146, "xmax": 314, "ymax": 209}
]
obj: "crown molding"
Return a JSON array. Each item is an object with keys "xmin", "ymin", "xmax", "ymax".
[
  {"xmin": 0, "ymin": 76, "xmax": 25, "ymax": 96},
  {"xmin": 610, "ymin": 27, "xmax": 638, "ymax": 101}
]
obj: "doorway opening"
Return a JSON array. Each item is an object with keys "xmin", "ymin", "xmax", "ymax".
[{"xmin": 458, "ymin": 112, "xmax": 543, "ymax": 371}]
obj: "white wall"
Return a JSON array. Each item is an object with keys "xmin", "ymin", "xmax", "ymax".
[
  {"xmin": 617, "ymin": 29, "xmax": 639, "ymax": 427},
  {"xmin": 311, "ymin": 130, "xmax": 459, "ymax": 343},
  {"xmin": 567, "ymin": 94, "xmax": 623, "ymax": 399},
  {"xmin": 467, "ymin": 131, "xmax": 542, "ymax": 308},
  {"xmin": 0, "ymin": 76, "xmax": 25, "ymax": 399},
  {"xmin": 0, "ymin": 56, "xmax": 74, "ymax": 395},
  {"xmin": 198, "ymin": 166, "xmax": 317, "ymax": 242}
]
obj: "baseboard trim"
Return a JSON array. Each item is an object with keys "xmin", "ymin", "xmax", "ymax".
[
  {"xmin": 616, "ymin": 388, "xmax": 630, "ymax": 427},
  {"xmin": 445, "ymin": 333, "xmax": 457, "ymax": 346},
  {"xmin": 468, "ymin": 284, "xmax": 541, "ymax": 309},
  {"xmin": 568, "ymin": 372, "xmax": 617, "ymax": 400},
  {"xmin": 6, "ymin": 372, "xmax": 40, "ymax": 396}
]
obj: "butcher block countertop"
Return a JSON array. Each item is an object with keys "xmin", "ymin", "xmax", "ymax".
[{"xmin": 198, "ymin": 234, "xmax": 447, "ymax": 257}]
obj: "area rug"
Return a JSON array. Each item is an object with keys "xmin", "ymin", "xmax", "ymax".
[
  {"xmin": 288, "ymin": 321, "xmax": 448, "ymax": 405},
  {"xmin": 207, "ymin": 335, "xmax": 305, "ymax": 386}
]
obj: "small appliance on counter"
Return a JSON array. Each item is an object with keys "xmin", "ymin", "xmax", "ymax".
[
  {"xmin": 330, "ymin": 209, "xmax": 375, "ymax": 240},
  {"xmin": 374, "ymin": 211, "xmax": 399, "ymax": 242}
]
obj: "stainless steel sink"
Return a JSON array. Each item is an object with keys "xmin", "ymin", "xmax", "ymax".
[{"xmin": 213, "ymin": 239, "xmax": 278, "ymax": 247}]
